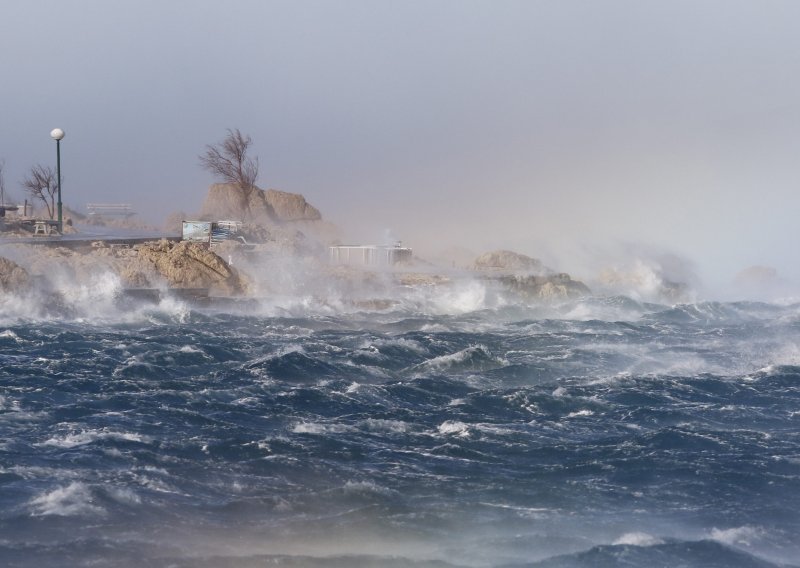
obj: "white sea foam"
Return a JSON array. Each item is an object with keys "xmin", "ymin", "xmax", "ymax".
[
  {"xmin": 411, "ymin": 344, "xmax": 506, "ymax": 374},
  {"xmin": 438, "ymin": 420, "xmax": 470, "ymax": 437},
  {"xmin": 106, "ymin": 486, "xmax": 142, "ymax": 505},
  {"xmin": 362, "ymin": 418, "xmax": 409, "ymax": 433},
  {"xmin": 39, "ymin": 429, "xmax": 150, "ymax": 448},
  {"xmin": 291, "ymin": 422, "xmax": 353, "ymax": 435},
  {"xmin": 479, "ymin": 501, "xmax": 551, "ymax": 519},
  {"xmin": 30, "ymin": 482, "xmax": 104, "ymax": 517},
  {"xmin": 343, "ymin": 480, "xmax": 395, "ymax": 496},
  {"xmin": 566, "ymin": 409, "xmax": 594, "ymax": 418},
  {"xmin": 613, "ymin": 532, "xmax": 664, "ymax": 546},
  {"xmin": 422, "ymin": 280, "xmax": 492, "ymax": 315},
  {"xmin": 709, "ymin": 525, "xmax": 762, "ymax": 546}
]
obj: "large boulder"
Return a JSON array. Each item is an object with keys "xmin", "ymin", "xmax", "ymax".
[
  {"xmin": 199, "ymin": 183, "xmax": 321, "ymax": 223},
  {"xmin": 0, "ymin": 256, "xmax": 32, "ymax": 293},
  {"xmin": 131, "ymin": 240, "xmax": 248, "ymax": 295}
]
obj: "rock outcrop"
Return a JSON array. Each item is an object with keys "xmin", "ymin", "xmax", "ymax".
[
  {"xmin": 199, "ymin": 183, "xmax": 321, "ymax": 224},
  {"xmin": 0, "ymin": 256, "xmax": 32, "ymax": 293},
  {"xmin": 474, "ymin": 250, "xmax": 544, "ymax": 273},
  {"xmin": 264, "ymin": 189, "xmax": 321, "ymax": 222},
  {"xmin": 127, "ymin": 240, "xmax": 248, "ymax": 295},
  {"xmin": 498, "ymin": 273, "xmax": 591, "ymax": 300},
  {"xmin": 472, "ymin": 249, "xmax": 590, "ymax": 300}
]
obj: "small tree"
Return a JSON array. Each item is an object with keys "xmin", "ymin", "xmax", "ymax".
[
  {"xmin": 21, "ymin": 164, "xmax": 57, "ymax": 219},
  {"xmin": 199, "ymin": 129, "xmax": 259, "ymax": 212}
]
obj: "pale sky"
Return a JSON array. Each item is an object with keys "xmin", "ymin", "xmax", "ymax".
[{"xmin": 2, "ymin": 1, "xmax": 800, "ymax": 290}]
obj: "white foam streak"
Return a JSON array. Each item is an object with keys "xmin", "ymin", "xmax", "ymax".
[
  {"xmin": 709, "ymin": 525, "xmax": 763, "ymax": 546},
  {"xmin": 438, "ymin": 420, "xmax": 470, "ymax": 437},
  {"xmin": 40, "ymin": 429, "xmax": 150, "ymax": 448},
  {"xmin": 30, "ymin": 482, "xmax": 104, "ymax": 517}
]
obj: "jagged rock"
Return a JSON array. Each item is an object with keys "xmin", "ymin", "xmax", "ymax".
[
  {"xmin": 0, "ymin": 256, "xmax": 32, "ymax": 293},
  {"xmin": 474, "ymin": 250, "xmax": 545, "ymax": 273},
  {"xmin": 134, "ymin": 240, "xmax": 248, "ymax": 295},
  {"xmin": 498, "ymin": 273, "xmax": 591, "ymax": 300}
]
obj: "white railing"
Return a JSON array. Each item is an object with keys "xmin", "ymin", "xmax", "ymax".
[{"xmin": 86, "ymin": 203, "xmax": 135, "ymax": 217}]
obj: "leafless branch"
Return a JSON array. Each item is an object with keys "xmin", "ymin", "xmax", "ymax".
[
  {"xmin": 21, "ymin": 164, "xmax": 57, "ymax": 219},
  {"xmin": 199, "ymin": 128, "xmax": 259, "ymax": 190}
]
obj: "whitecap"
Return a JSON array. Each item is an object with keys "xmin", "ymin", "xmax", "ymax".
[
  {"xmin": 361, "ymin": 418, "xmax": 409, "ymax": 433},
  {"xmin": 567, "ymin": 409, "xmax": 594, "ymax": 418},
  {"xmin": 39, "ymin": 429, "xmax": 150, "ymax": 448},
  {"xmin": 30, "ymin": 482, "xmax": 105, "ymax": 517},
  {"xmin": 438, "ymin": 420, "xmax": 470, "ymax": 437},
  {"xmin": 709, "ymin": 525, "xmax": 762, "ymax": 546},
  {"xmin": 292, "ymin": 422, "xmax": 353, "ymax": 435},
  {"xmin": 613, "ymin": 532, "xmax": 664, "ymax": 546},
  {"xmin": 106, "ymin": 486, "xmax": 142, "ymax": 505}
]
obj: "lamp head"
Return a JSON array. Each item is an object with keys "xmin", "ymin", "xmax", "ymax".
[{"xmin": 50, "ymin": 128, "xmax": 65, "ymax": 141}]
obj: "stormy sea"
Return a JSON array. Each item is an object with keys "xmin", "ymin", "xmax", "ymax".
[{"xmin": 2, "ymin": 284, "xmax": 800, "ymax": 567}]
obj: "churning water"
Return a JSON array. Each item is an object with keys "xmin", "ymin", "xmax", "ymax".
[{"xmin": 1, "ymin": 290, "xmax": 799, "ymax": 567}]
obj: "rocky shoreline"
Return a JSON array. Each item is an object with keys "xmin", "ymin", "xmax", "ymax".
[{"xmin": 1, "ymin": 182, "xmax": 701, "ymax": 312}]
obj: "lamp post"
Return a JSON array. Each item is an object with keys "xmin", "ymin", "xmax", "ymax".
[{"xmin": 50, "ymin": 128, "xmax": 65, "ymax": 233}]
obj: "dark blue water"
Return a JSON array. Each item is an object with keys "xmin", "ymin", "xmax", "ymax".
[{"xmin": 1, "ymin": 296, "xmax": 799, "ymax": 567}]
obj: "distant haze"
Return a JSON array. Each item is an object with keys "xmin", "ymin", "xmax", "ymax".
[{"xmin": 3, "ymin": 1, "xmax": 800, "ymax": 292}]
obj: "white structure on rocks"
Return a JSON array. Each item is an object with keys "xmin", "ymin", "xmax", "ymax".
[{"xmin": 329, "ymin": 244, "xmax": 412, "ymax": 267}]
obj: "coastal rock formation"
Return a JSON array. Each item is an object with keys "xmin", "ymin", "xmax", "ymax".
[
  {"xmin": 474, "ymin": 250, "xmax": 544, "ymax": 273},
  {"xmin": 472, "ymin": 249, "xmax": 590, "ymax": 300},
  {"xmin": 498, "ymin": 273, "xmax": 590, "ymax": 300},
  {"xmin": 193, "ymin": 183, "xmax": 337, "ymax": 253},
  {"xmin": 0, "ymin": 256, "xmax": 32, "ymax": 293},
  {"xmin": 199, "ymin": 183, "xmax": 321, "ymax": 223},
  {"xmin": 264, "ymin": 189, "xmax": 322, "ymax": 222},
  {"xmin": 130, "ymin": 240, "xmax": 248, "ymax": 295}
]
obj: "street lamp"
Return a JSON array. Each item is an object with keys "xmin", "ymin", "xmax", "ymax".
[{"xmin": 50, "ymin": 128, "xmax": 65, "ymax": 233}]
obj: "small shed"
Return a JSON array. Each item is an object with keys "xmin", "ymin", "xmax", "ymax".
[{"xmin": 182, "ymin": 220, "xmax": 243, "ymax": 245}]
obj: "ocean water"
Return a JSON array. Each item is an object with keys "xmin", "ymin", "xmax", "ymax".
[{"xmin": 1, "ymin": 285, "xmax": 800, "ymax": 567}]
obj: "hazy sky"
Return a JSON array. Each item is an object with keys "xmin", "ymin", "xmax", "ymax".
[{"xmin": 2, "ymin": 1, "xmax": 800, "ymax": 288}]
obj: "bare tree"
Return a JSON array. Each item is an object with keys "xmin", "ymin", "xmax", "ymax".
[
  {"xmin": 199, "ymin": 129, "xmax": 259, "ymax": 211},
  {"xmin": 21, "ymin": 164, "xmax": 57, "ymax": 219}
]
